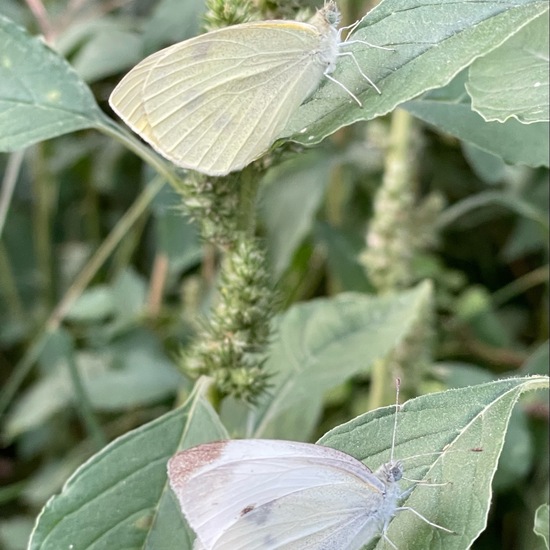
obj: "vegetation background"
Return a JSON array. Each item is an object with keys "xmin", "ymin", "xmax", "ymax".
[{"xmin": 0, "ymin": 0, "xmax": 548, "ymax": 549}]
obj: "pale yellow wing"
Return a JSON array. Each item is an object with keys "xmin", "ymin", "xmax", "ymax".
[{"xmin": 110, "ymin": 20, "xmax": 331, "ymax": 176}]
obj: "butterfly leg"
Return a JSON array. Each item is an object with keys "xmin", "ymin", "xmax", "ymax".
[
  {"xmin": 336, "ymin": 51, "xmax": 381, "ymax": 94},
  {"xmin": 395, "ymin": 506, "xmax": 455, "ymax": 534}
]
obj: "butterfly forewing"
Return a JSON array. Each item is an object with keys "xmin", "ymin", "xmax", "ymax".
[
  {"xmin": 109, "ymin": 48, "xmax": 167, "ymax": 144},
  {"xmin": 110, "ymin": 20, "xmax": 333, "ymax": 175},
  {"xmin": 142, "ymin": 22, "xmax": 329, "ymax": 174}
]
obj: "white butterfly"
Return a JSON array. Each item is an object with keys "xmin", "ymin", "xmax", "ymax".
[
  {"xmin": 167, "ymin": 420, "xmax": 452, "ymax": 549},
  {"xmin": 109, "ymin": 1, "xmax": 380, "ymax": 176}
]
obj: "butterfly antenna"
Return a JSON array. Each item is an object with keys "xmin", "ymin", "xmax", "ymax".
[{"xmin": 390, "ymin": 378, "xmax": 401, "ymax": 463}]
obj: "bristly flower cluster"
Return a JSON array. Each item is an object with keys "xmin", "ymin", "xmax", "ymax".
[
  {"xmin": 175, "ymin": 172, "xmax": 242, "ymax": 247},
  {"xmin": 203, "ymin": 0, "xmax": 259, "ymax": 31},
  {"xmin": 180, "ymin": 238, "xmax": 277, "ymax": 403}
]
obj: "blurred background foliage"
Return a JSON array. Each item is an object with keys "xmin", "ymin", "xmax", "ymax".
[{"xmin": 0, "ymin": 0, "xmax": 548, "ymax": 549}]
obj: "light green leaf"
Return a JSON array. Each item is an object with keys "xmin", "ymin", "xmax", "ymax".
[
  {"xmin": 319, "ymin": 375, "xmax": 550, "ymax": 550},
  {"xmin": 28, "ymin": 382, "xmax": 228, "ymax": 550},
  {"xmin": 110, "ymin": 269, "xmax": 148, "ymax": 322},
  {"xmin": 282, "ymin": 0, "xmax": 548, "ymax": 146},
  {"xmin": 83, "ymin": 331, "xmax": 183, "ymax": 411},
  {"xmin": 437, "ymin": 190, "xmax": 549, "ymax": 231},
  {"xmin": 467, "ymin": 12, "xmax": 549, "ymax": 124},
  {"xmin": 65, "ymin": 286, "xmax": 115, "ymax": 322},
  {"xmin": 521, "ymin": 341, "xmax": 550, "ymax": 376},
  {"xmin": 152, "ymin": 186, "xmax": 203, "ymax": 275},
  {"xmin": 534, "ymin": 504, "xmax": 550, "ymax": 548},
  {"xmin": 142, "ymin": 0, "xmax": 205, "ymax": 53},
  {"xmin": 28, "ymin": 374, "xmax": 548, "ymax": 550},
  {"xmin": 461, "ymin": 142, "xmax": 509, "ymax": 184},
  {"xmin": 258, "ymin": 150, "xmax": 332, "ymax": 276},
  {"xmin": 230, "ymin": 282, "xmax": 433, "ymax": 440},
  {"xmin": 314, "ymin": 222, "xmax": 371, "ymax": 293},
  {"xmin": 0, "ymin": 16, "xmax": 103, "ymax": 151},
  {"xmin": 5, "ymin": 330, "xmax": 183, "ymax": 437},
  {"xmin": 56, "ymin": 18, "xmax": 144, "ymax": 83},
  {"xmin": 404, "ymin": 73, "xmax": 549, "ymax": 167},
  {"xmin": 0, "ymin": 516, "xmax": 34, "ymax": 550}
]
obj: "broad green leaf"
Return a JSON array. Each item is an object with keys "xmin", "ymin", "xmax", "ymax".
[
  {"xmin": 467, "ymin": 12, "xmax": 549, "ymax": 124},
  {"xmin": 0, "ymin": 1, "xmax": 29, "ymax": 27},
  {"xmin": 0, "ymin": 15, "xmax": 103, "ymax": 151},
  {"xmin": 0, "ymin": 517, "xmax": 33, "ymax": 550},
  {"xmin": 492, "ymin": 406, "xmax": 534, "ymax": 490},
  {"xmin": 152, "ymin": 187, "xmax": 202, "ymax": 275},
  {"xmin": 28, "ymin": 382, "xmax": 228, "ymax": 550},
  {"xmin": 258, "ymin": 150, "xmax": 332, "ymax": 276},
  {"xmin": 521, "ymin": 341, "xmax": 550, "ymax": 376},
  {"xmin": 56, "ymin": 18, "xmax": 144, "ymax": 83},
  {"xmin": 404, "ymin": 72, "xmax": 549, "ymax": 167},
  {"xmin": 5, "ymin": 330, "xmax": 183, "ymax": 437},
  {"xmin": 534, "ymin": 504, "xmax": 550, "ymax": 548},
  {"xmin": 110, "ymin": 269, "xmax": 148, "ymax": 323},
  {"xmin": 314, "ymin": 222, "xmax": 371, "ymax": 293},
  {"xmin": 65, "ymin": 286, "xmax": 115, "ymax": 322},
  {"xmin": 282, "ymin": 0, "xmax": 548, "ymax": 145},
  {"xmin": 461, "ymin": 143, "xmax": 509, "ymax": 184},
  {"xmin": 142, "ymin": 0, "xmax": 205, "ymax": 53},
  {"xmin": 439, "ymin": 359, "xmax": 542, "ymax": 491},
  {"xmin": 437, "ymin": 190, "xmax": 549, "ymax": 231},
  {"xmin": 226, "ymin": 282, "xmax": 433, "ymax": 440},
  {"xmin": 319, "ymin": 375, "xmax": 550, "ymax": 550}
]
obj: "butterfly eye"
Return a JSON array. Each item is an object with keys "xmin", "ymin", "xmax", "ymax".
[{"xmin": 381, "ymin": 461, "xmax": 403, "ymax": 483}]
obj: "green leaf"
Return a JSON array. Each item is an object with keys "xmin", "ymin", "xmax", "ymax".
[
  {"xmin": 65, "ymin": 286, "xmax": 115, "ymax": 322},
  {"xmin": 282, "ymin": 0, "xmax": 548, "ymax": 145},
  {"xmin": 4, "ymin": 329, "xmax": 183, "ymax": 437},
  {"xmin": 314, "ymin": 222, "xmax": 371, "ymax": 293},
  {"xmin": 467, "ymin": 12, "xmax": 549, "ymax": 124},
  {"xmin": 319, "ymin": 375, "xmax": 550, "ymax": 550},
  {"xmin": 27, "ymin": 373, "xmax": 548, "ymax": 550},
  {"xmin": 461, "ymin": 143, "xmax": 509, "ymax": 184},
  {"xmin": 57, "ymin": 18, "xmax": 144, "ymax": 83},
  {"xmin": 152, "ymin": 187, "xmax": 202, "ymax": 275},
  {"xmin": 28, "ymin": 382, "xmax": 228, "ymax": 550},
  {"xmin": 437, "ymin": 189, "xmax": 550, "ymax": 231},
  {"xmin": 258, "ymin": 150, "xmax": 332, "ymax": 276},
  {"xmin": 224, "ymin": 282, "xmax": 433, "ymax": 441},
  {"xmin": 534, "ymin": 504, "xmax": 550, "ymax": 549},
  {"xmin": 0, "ymin": 516, "xmax": 34, "ymax": 550},
  {"xmin": 521, "ymin": 342, "xmax": 550, "ymax": 376},
  {"xmin": 404, "ymin": 72, "xmax": 549, "ymax": 167},
  {"xmin": 0, "ymin": 15, "xmax": 102, "ymax": 151},
  {"xmin": 142, "ymin": 0, "xmax": 205, "ymax": 53}
]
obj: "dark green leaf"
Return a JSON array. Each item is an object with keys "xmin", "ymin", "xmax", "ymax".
[
  {"xmin": 28, "ymin": 383, "xmax": 228, "ymax": 550},
  {"xmin": 229, "ymin": 282, "xmax": 433, "ymax": 440},
  {"xmin": 467, "ymin": 12, "xmax": 549, "ymax": 123},
  {"xmin": 0, "ymin": 15, "xmax": 102, "ymax": 151},
  {"xmin": 319, "ymin": 376, "xmax": 550, "ymax": 550},
  {"xmin": 282, "ymin": 0, "xmax": 548, "ymax": 146}
]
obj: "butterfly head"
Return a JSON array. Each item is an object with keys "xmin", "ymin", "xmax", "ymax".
[
  {"xmin": 312, "ymin": 0, "xmax": 341, "ymax": 30},
  {"xmin": 377, "ymin": 460, "xmax": 403, "ymax": 485}
]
